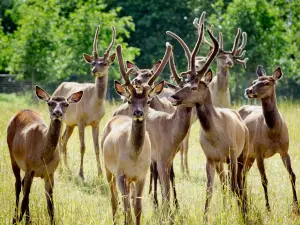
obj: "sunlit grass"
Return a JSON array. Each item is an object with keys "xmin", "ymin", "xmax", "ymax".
[{"xmin": 1, "ymin": 93, "xmax": 300, "ymax": 224}]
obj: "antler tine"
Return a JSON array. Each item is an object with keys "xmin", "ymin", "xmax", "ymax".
[
  {"xmin": 199, "ymin": 11, "xmax": 206, "ymax": 26},
  {"xmin": 104, "ymin": 26, "xmax": 116, "ymax": 60},
  {"xmin": 93, "ymin": 25, "xmax": 100, "ymax": 58},
  {"xmin": 219, "ymin": 32, "xmax": 224, "ymax": 50},
  {"xmin": 202, "ymin": 25, "xmax": 214, "ymax": 49},
  {"xmin": 148, "ymin": 42, "xmax": 172, "ymax": 86},
  {"xmin": 193, "ymin": 18, "xmax": 199, "ymax": 29},
  {"xmin": 231, "ymin": 28, "xmax": 241, "ymax": 54},
  {"xmin": 235, "ymin": 58, "xmax": 249, "ymax": 69},
  {"xmin": 235, "ymin": 32, "xmax": 247, "ymax": 56},
  {"xmin": 191, "ymin": 23, "xmax": 204, "ymax": 76},
  {"xmin": 169, "ymin": 49, "xmax": 183, "ymax": 86},
  {"xmin": 166, "ymin": 31, "xmax": 191, "ymax": 69},
  {"xmin": 198, "ymin": 29, "xmax": 219, "ymax": 76},
  {"xmin": 116, "ymin": 44, "xmax": 134, "ymax": 91}
]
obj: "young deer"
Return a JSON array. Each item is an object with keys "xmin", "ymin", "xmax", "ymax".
[
  {"xmin": 101, "ymin": 43, "xmax": 170, "ymax": 225},
  {"xmin": 7, "ymin": 86, "xmax": 83, "ymax": 225},
  {"xmin": 239, "ymin": 66, "xmax": 299, "ymax": 212},
  {"xmin": 168, "ymin": 27, "xmax": 249, "ymax": 220},
  {"xmin": 194, "ymin": 19, "xmax": 248, "ymax": 107},
  {"xmin": 53, "ymin": 25, "xmax": 116, "ymax": 179}
]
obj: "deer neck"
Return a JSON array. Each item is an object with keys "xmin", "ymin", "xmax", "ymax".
[
  {"xmin": 195, "ymin": 90, "xmax": 217, "ymax": 132},
  {"xmin": 43, "ymin": 119, "xmax": 62, "ymax": 162},
  {"xmin": 130, "ymin": 119, "xmax": 146, "ymax": 156},
  {"xmin": 94, "ymin": 75, "xmax": 108, "ymax": 101},
  {"xmin": 171, "ymin": 106, "xmax": 192, "ymax": 142},
  {"xmin": 261, "ymin": 91, "xmax": 281, "ymax": 129},
  {"xmin": 216, "ymin": 65, "xmax": 229, "ymax": 92}
]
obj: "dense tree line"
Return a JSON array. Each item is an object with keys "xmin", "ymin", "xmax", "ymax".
[{"xmin": 1, "ymin": 0, "xmax": 300, "ymax": 100}]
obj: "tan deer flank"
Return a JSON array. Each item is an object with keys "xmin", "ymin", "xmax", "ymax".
[
  {"xmin": 168, "ymin": 26, "xmax": 249, "ymax": 220},
  {"xmin": 53, "ymin": 25, "xmax": 116, "ymax": 179},
  {"xmin": 239, "ymin": 65, "xmax": 299, "ymax": 212},
  {"xmin": 101, "ymin": 43, "xmax": 170, "ymax": 225},
  {"xmin": 7, "ymin": 86, "xmax": 83, "ymax": 225}
]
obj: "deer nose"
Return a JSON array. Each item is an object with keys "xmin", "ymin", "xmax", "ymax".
[
  {"xmin": 245, "ymin": 88, "xmax": 252, "ymax": 94},
  {"xmin": 53, "ymin": 110, "xmax": 63, "ymax": 117},
  {"xmin": 92, "ymin": 67, "xmax": 97, "ymax": 73},
  {"xmin": 133, "ymin": 79, "xmax": 141, "ymax": 85},
  {"xmin": 227, "ymin": 60, "xmax": 233, "ymax": 67},
  {"xmin": 133, "ymin": 110, "xmax": 144, "ymax": 117}
]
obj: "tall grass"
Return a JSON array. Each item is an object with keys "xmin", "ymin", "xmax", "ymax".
[{"xmin": 1, "ymin": 93, "xmax": 300, "ymax": 224}]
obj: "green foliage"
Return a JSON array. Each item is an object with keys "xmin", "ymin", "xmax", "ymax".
[{"xmin": 1, "ymin": 0, "xmax": 139, "ymax": 94}]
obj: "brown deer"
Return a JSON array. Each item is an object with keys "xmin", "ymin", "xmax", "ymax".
[
  {"xmin": 168, "ymin": 27, "xmax": 249, "ymax": 220},
  {"xmin": 53, "ymin": 25, "xmax": 116, "ymax": 179},
  {"xmin": 101, "ymin": 43, "xmax": 170, "ymax": 225},
  {"xmin": 194, "ymin": 19, "xmax": 248, "ymax": 107},
  {"xmin": 114, "ymin": 14, "xmax": 218, "ymax": 210},
  {"xmin": 239, "ymin": 65, "xmax": 299, "ymax": 212},
  {"xmin": 7, "ymin": 86, "xmax": 83, "ymax": 225}
]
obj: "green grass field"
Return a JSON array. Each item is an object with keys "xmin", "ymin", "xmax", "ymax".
[{"xmin": 1, "ymin": 93, "xmax": 300, "ymax": 224}]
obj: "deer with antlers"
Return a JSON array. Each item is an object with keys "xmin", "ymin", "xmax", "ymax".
[
  {"xmin": 101, "ymin": 43, "xmax": 170, "ymax": 225},
  {"xmin": 114, "ymin": 13, "xmax": 219, "ymax": 210},
  {"xmin": 193, "ymin": 18, "xmax": 248, "ymax": 108},
  {"xmin": 7, "ymin": 86, "xmax": 83, "ymax": 225},
  {"xmin": 239, "ymin": 65, "xmax": 299, "ymax": 212},
  {"xmin": 53, "ymin": 25, "xmax": 116, "ymax": 179},
  {"xmin": 167, "ymin": 22, "xmax": 249, "ymax": 220}
]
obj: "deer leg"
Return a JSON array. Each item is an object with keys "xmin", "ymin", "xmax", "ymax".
[
  {"xmin": 45, "ymin": 175, "xmax": 55, "ymax": 225},
  {"xmin": 106, "ymin": 167, "xmax": 118, "ymax": 225},
  {"xmin": 78, "ymin": 123, "xmax": 86, "ymax": 179},
  {"xmin": 61, "ymin": 126, "xmax": 74, "ymax": 170},
  {"xmin": 170, "ymin": 163, "xmax": 179, "ymax": 208},
  {"xmin": 204, "ymin": 159, "xmax": 216, "ymax": 221},
  {"xmin": 229, "ymin": 154, "xmax": 238, "ymax": 196},
  {"xmin": 149, "ymin": 163, "xmax": 153, "ymax": 195},
  {"xmin": 92, "ymin": 124, "xmax": 102, "ymax": 177},
  {"xmin": 11, "ymin": 159, "xmax": 21, "ymax": 224},
  {"xmin": 256, "ymin": 155, "xmax": 270, "ymax": 211},
  {"xmin": 183, "ymin": 129, "xmax": 190, "ymax": 176},
  {"xmin": 237, "ymin": 151, "xmax": 249, "ymax": 219},
  {"xmin": 157, "ymin": 162, "xmax": 171, "ymax": 208},
  {"xmin": 117, "ymin": 174, "xmax": 132, "ymax": 225},
  {"xmin": 180, "ymin": 143, "xmax": 184, "ymax": 174},
  {"xmin": 216, "ymin": 162, "xmax": 227, "ymax": 208},
  {"xmin": 134, "ymin": 178, "xmax": 145, "ymax": 225},
  {"xmin": 19, "ymin": 171, "xmax": 34, "ymax": 224},
  {"xmin": 281, "ymin": 153, "xmax": 299, "ymax": 212},
  {"xmin": 152, "ymin": 162, "xmax": 159, "ymax": 207}
]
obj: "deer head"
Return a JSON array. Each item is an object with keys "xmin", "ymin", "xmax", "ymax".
[
  {"xmin": 115, "ymin": 43, "xmax": 171, "ymax": 120},
  {"xmin": 83, "ymin": 25, "xmax": 116, "ymax": 77},
  {"xmin": 245, "ymin": 66, "xmax": 282, "ymax": 99},
  {"xmin": 198, "ymin": 23, "xmax": 248, "ymax": 70},
  {"xmin": 126, "ymin": 60, "xmax": 162, "ymax": 88},
  {"xmin": 166, "ymin": 13, "xmax": 219, "ymax": 107},
  {"xmin": 36, "ymin": 86, "xmax": 83, "ymax": 121}
]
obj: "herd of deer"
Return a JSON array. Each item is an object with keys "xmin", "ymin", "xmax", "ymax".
[{"xmin": 6, "ymin": 12, "xmax": 298, "ymax": 225}]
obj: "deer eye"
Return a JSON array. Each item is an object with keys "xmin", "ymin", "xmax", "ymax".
[
  {"xmin": 191, "ymin": 87, "xmax": 197, "ymax": 91},
  {"xmin": 147, "ymin": 100, "xmax": 151, "ymax": 104},
  {"xmin": 47, "ymin": 101, "xmax": 55, "ymax": 107},
  {"xmin": 128, "ymin": 100, "xmax": 132, "ymax": 104}
]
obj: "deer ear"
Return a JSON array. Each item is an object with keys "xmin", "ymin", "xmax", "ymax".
[
  {"xmin": 109, "ymin": 53, "xmax": 116, "ymax": 63},
  {"xmin": 149, "ymin": 80, "xmax": 164, "ymax": 98},
  {"xmin": 67, "ymin": 91, "xmax": 83, "ymax": 103},
  {"xmin": 114, "ymin": 80, "xmax": 130, "ymax": 98},
  {"xmin": 126, "ymin": 61, "xmax": 138, "ymax": 70},
  {"xmin": 202, "ymin": 69, "xmax": 213, "ymax": 84},
  {"xmin": 165, "ymin": 81, "xmax": 180, "ymax": 92},
  {"xmin": 36, "ymin": 86, "xmax": 50, "ymax": 102},
  {"xmin": 272, "ymin": 67, "xmax": 282, "ymax": 80},
  {"xmin": 152, "ymin": 60, "xmax": 162, "ymax": 73},
  {"xmin": 83, "ymin": 54, "xmax": 93, "ymax": 64},
  {"xmin": 257, "ymin": 65, "xmax": 266, "ymax": 77}
]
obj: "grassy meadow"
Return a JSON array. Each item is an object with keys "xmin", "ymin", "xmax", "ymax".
[{"xmin": 1, "ymin": 93, "xmax": 300, "ymax": 224}]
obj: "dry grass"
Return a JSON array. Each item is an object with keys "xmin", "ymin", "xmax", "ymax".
[{"xmin": 1, "ymin": 93, "xmax": 300, "ymax": 224}]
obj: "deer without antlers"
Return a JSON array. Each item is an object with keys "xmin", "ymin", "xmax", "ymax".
[
  {"xmin": 101, "ymin": 43, "xmax": 169, "ymax": 225},
  {"xmin": 7, "ymin": 86, "xmax": 83, "ymax": 225},
  {"xmin": 194, "ymin": 19, "xmax": 248, "ymax": 108},
  {"xmin": 168, "ymin": 23, "xmax": 249, "ymax": 221},
  {"xmin": 53, "ymin": 25, "xmax": 116, "ymax": 179},
  {"xmin": 239, "ymin": 65, "xmax": 299, "ymax": 212}
]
